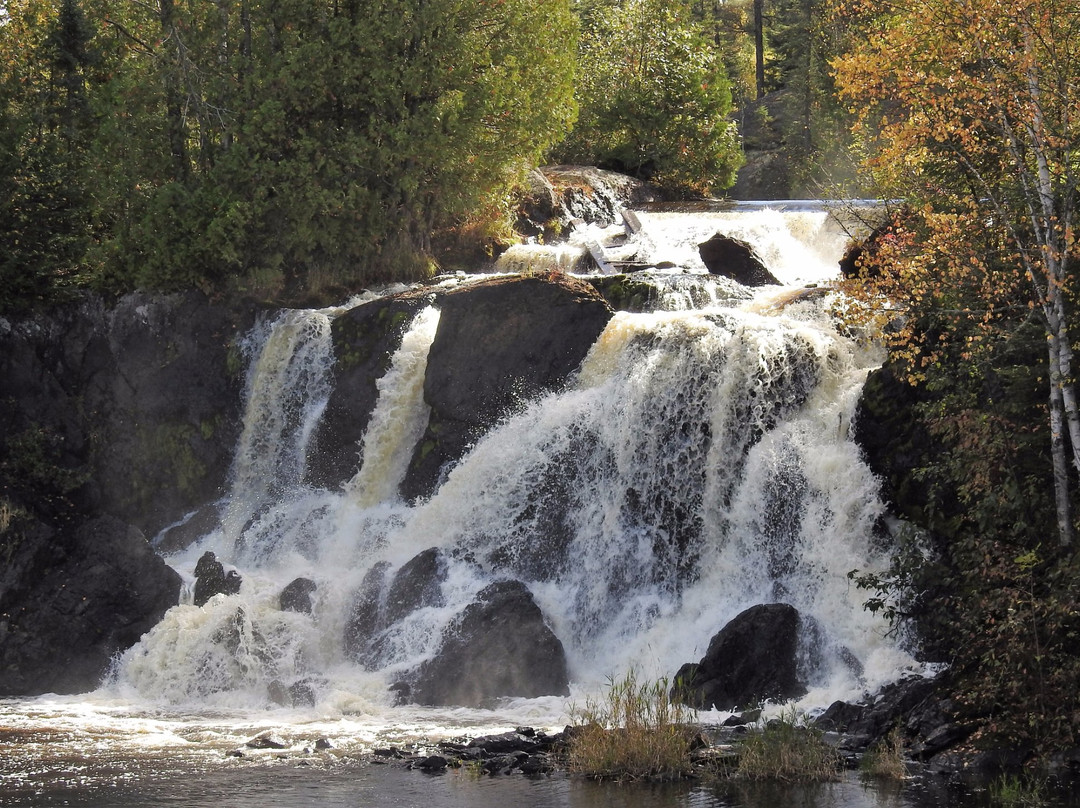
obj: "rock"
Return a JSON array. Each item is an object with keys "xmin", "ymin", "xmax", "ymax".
[
  {"xmin": 193, "ymin": 551, "xmax": 242, "ymax": 607},
  {"xmin": 247, "ymin": 732, "xmax": 288, "ymax": 750},
  {"xmin": 698, "ymin": 233, "xmax": 780, "ymax": 287},
  {"xmin": 306, "ymin": 292, "xmax": 433, "ymax": 489},
  {"xmin": 288, "ymin": 680, "xmax": 317, "ymax": 707},
  {"xmin": 343, "ymin": 561, "xmax": 391, "ymax": 663},
  {"xmin": 154, "ymin": 503, "xmax": 223, "ymax": 556},
  {"xmin": 536, "ymin": 166, "xmax": 659, "ymax": 228},
  {"xmin": 407, "ymin": 580, "xmax": 570, "ymax": 707},
  {"xmin": 0, "ymin": 514, "xmax": 181, "ymax": 696},
  {"xmin": 670, "ymin": 603, "xmax": 810, "ymax": 710},
  {"xmin": 0, "ymin": 292, "xmax": 253, "ymax": 537},
  {"xmin": 467, "ymin": 731, "xmax": 544, "ymax": 755},
  {"xmin": 279, "ymin": 577, "xmax": 317, "ymax": 614},
  {"xmin": 384, "ymin": 548, "xmax": 447, "ymax": 625},
  {"xmin": 414, "ymin": 755, "xmax": 449, "ymax": 772},
  {"xmin": 401, "ymin": 274, "xmax": 613, "ymax": 501}
]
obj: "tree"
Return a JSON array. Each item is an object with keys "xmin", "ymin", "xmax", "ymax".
[
  {"xmin": 834, "ymin": 0, "xmax": 1080, "ymax": 546},
  {"xmin": 0, "ymin": 0, "xmax": 97, "ymax": 310},
  {"xmin": 557, "ymin": 0, "xmax": 742, "ymax": 195}
]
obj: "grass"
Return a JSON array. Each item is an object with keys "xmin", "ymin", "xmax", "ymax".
[
  {"xmin": 859, "ymin": 726, "xmax": 907, "ymax": 780},
  {"xmin": 736, "ymin": 708, "xmax": 844, "ymax": 782},
  {"xmin": 567, "ymin": 671, "xmax": 699, "ymax": 781},
  {"xmin": 988, "ymin": 773, "xmax": 1049, "ymax": 807}
]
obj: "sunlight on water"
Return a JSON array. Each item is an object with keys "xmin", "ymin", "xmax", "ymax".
[{"xmin": 1, "ymin": 206, "xmax": 951, "ymax": 807}]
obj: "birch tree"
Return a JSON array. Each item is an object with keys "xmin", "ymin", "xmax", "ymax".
[{"xmin": 833, "ymin": 0, "xmax": 1080, "ymax": 546}]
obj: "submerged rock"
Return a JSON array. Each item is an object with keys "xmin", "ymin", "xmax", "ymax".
[{"xmin": 407, "ymin": 580, "xmax": 570, "ymax": 707}]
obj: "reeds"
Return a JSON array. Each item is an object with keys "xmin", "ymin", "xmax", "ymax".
[
  {"xmin": 736, "ymin": 708, "xmax": 844, "ymax": 782},
  {"xmin": 567, "ymin": 671, "xmax": 698, "ymax": 781}
]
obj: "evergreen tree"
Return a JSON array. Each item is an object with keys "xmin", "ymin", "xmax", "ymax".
[{"xmin": 559, "ymin": 0, "xmax": 742, "ymax": 195}]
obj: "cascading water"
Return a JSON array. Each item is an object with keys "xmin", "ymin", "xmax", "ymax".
[{"xmin": 108, "ymin": 205, "xmax": 916, "ymax": 721}]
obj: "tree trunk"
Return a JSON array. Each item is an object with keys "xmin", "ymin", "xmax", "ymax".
[
  {"xmin": 1047, "ymin": 333, "xmax": 1075, "ymax": 546},
  {"xmin": 754, "ymin": 0, "xmax": 765, "ymax": 100}
]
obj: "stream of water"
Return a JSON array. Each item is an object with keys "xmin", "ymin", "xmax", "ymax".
[{"xmin": 0, "ymin": 202, "xmax": 999, "ymax": 807}]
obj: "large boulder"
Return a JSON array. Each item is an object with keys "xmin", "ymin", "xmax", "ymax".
[
  {"xmin": 345, "ymin": 549, "xmax": 450, "ymax": 668},
  {"xmin": 671, "ymin": 603, "xmax": 810, "ymax": 710},
  {"xmin": 697, "ymin": 233, "xmax": 780, "ymax": 287},
  {"xmin": 278, "ymin": 577, "xmax": 317, "ymax": 614},
  {"xmin": 401, "ymin": 273, "xmax": 613, "ymax": 501},
  {"xmin": 0, "ymin": 514, "xmax": 182, "ymax": 695},
  {"xmin": 407, "ymin": 580, "xmax": 570, "ymax": 707},
  {"xmin": 343, "ymin": 561, "xmax": 391, "ymax": 663}
]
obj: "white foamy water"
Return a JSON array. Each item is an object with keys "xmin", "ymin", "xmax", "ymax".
[{"xmin": 5, "ymin": 207, "xmax": 929, "ymax": 797}]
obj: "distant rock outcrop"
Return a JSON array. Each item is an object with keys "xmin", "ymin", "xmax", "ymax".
[{"xmin": 698, "ymin": 233, "xmax": 780, "ymax": 287}]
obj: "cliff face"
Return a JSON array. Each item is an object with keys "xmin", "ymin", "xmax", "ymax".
[
  {"xmin": 0, "ymin": 291, "xmax": 258, "ymax": 695},
  {"xmin": 0, "ymin": 292, "xmax": 256, "ymax": 537}
]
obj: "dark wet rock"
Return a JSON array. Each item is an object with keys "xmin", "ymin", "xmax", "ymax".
[
  {"xmin": 467, "ymin": 731, "xmax": 545, "ymax": 755},
  {"xmin": 343, "ymin": 561, "xmax": 391, "ymax": 663},
  {"xmin": 384, "ymin": 548, "xmax": 447, "ymax": 624},
  {"xmin": 306, "ymin": 292, "xmax": 433, "ymax": 490},
  {"xmin": 279, "ymin": 577, "xmax": 317, "ymax": 614},
  {"xmin": 401, "ymin": 274, "xmax": 613, "ymax": 502},
  {"xmin": 407, "ymin": 580, "xmax": 570, "ymax": 707},
  {"xmin": 288, "ymin": 680, "xmax": 317, "ymax": 707},
  {"xmin": 247, "ymin": 732, "xmax": 288, "ymax": 749},
  {"xmin": 154, "ymin": 503, "xmax": 223, "ymax": 555},
  {"xmin": 193, "ymin": 551, "xmax": 242, "ymax": 607},
  {"xmin": 414, "ymin": 755, "xmax": 450, "ymax": 772},
  {"xmin": 670, "ymin": 603, "xmax": 808, "ymax": 710},
  {"xmin": 698, "ymin": 233, "xmax": 779, "ymax": 287},
  {"xmin": 0, "ymin": 292, "xmax": 253, "ymax": 537},
  {"xmin": 0, "ymin": 514, "xmax": 181, "ymax": 696}
]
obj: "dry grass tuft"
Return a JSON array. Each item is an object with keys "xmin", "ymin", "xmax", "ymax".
[
  {"xmin": 736, "ymin": 708, "xmax": 844, "ymax": 782},
  {"xmin": 567, "ymin": 671, "xmax": 698, "ymax": 781}
]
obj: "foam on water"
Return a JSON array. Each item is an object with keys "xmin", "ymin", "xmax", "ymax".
[{"xmin": 102, "ymin": 207, "xmax": 920, "ymax": 728}]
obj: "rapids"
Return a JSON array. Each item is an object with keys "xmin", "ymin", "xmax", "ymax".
[
  {"xmin": 109, "ymin": 202, "xmax": 915, "ymax": 715},
  {"xmin": 1, "ymin": 203, "xmax": 943, "ymax": 805}
]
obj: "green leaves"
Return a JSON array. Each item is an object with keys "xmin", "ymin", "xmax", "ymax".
[{"xmin": 556, "ymin": 0, "xmax": 742, "ymax": 195}]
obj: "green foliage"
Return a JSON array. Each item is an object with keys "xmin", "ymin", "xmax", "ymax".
[
  {"xmin": 557, "ymin": 0, "xmax": 742, "ymax": 194},
  {"xmin": 736, "ymin": 709, "xmax": 843, "ymax": 782},
  {"xmin": 568, "ymin": 671, "xmax": 698, "ymax": 781},
  {"xmin": 1, "ymin": 0, "xmax": 577, "ymax": 305},
  {"xmin": 988, "ymin": 773, "xmax": 1049, "ymax": 808}
]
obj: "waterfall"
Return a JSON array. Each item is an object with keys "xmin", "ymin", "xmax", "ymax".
[{"xmin": 113, "ymin": 207, "xmax": 913, "ymax": 715}]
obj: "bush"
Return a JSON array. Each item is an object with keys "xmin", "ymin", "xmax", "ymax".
[
  {"xmin": 556, "ymin": 0, "xmax": 742, "ymax": 195},
  {"xmin": 567, "ymin": 671, "xmax": 698, "ymax": 781}
]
